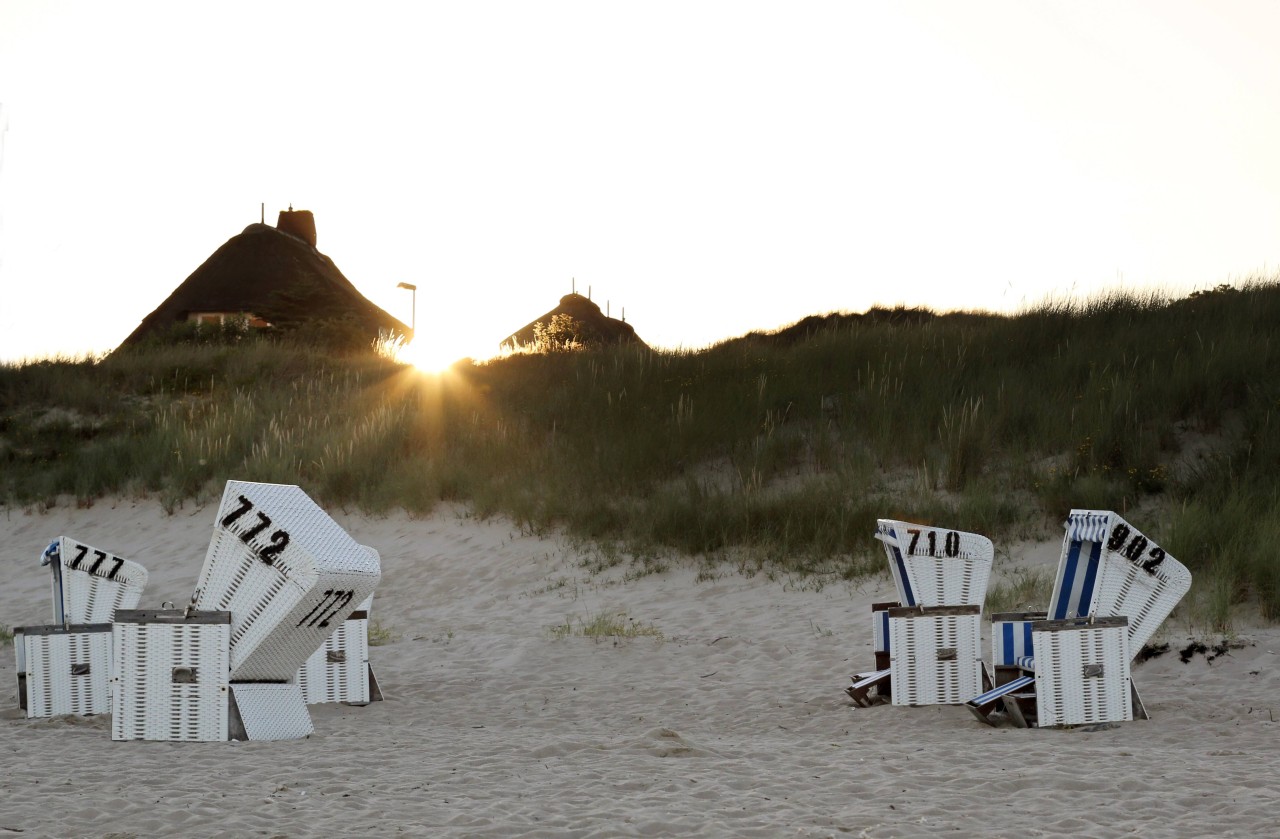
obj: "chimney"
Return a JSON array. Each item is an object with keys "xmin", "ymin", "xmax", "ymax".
[{"xmin": 276, "ymin": 206, "xmax": 317, "ymax": 248}]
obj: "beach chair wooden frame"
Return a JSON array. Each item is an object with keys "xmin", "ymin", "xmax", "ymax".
[
  {"xmin": 967, "ymin": 510, "xmax": 1190, "ymax": 728},
  {"xmin": 848, "ymin": 519, "xmax": 993, "ymax": 706}
]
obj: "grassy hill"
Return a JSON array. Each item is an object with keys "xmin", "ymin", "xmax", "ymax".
[{"xmin": 3, "ymin": 281, "xmax": 1277, "ymax": 628}]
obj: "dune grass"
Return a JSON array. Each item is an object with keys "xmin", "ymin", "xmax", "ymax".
[{"xmin": 2, "ymin": 279, "xmax": 1279, "ymax": 622}]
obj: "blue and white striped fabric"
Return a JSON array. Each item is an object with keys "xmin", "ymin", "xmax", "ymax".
[
  {"xmin": 873, "ymin": 608, "xmax": 892, "ymax": 654},
  {"xmin": 1066, "ymin": 510, "xmax": 1112, "ymax": 544},
  {"xmin": 967, "ymin": 675, "xmax": 1036, "ymax": 710},
  {"xmin": 993, "ymin": 619, "xmax": 1036, "ymax": 666},
  {"xmin": 1015, "ymin": 655, "xmax": 1036, "ymax": 670},
  {"xmin": 888, "ymin": 531, "xmax": 917, "ymax": 607},
  {"xmin": 1050, "ymin": 537, "xmax": 1103, "ymax": 620}
]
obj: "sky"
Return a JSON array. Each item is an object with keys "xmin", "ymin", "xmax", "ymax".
[{"xmin": 2, "ymin": 1, "xmax": 1278, "ymax": 366}]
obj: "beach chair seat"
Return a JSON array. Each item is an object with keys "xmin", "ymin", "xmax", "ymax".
[
  {"xmin": 110, "ymin": 480, "xmax": 381, "ymax": 741},
  {"xmin": 12, "ymin": 538, "xmax": 148, "ymax": 718},
  {"xmin": 295, "ymin": 592, "xmax": 384, "ymax": 705},
  {"xmin": 967, "ymin": 510, "xmax": 1191, "ymax": 728},
  {"xmin": 848, "ymin": 520, "xmax": 994, "ymax": 706}
]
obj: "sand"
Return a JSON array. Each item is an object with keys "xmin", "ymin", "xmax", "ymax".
[{"xmin": 1, "ymin": 498, "xmax": 1277, "ymax": 838}]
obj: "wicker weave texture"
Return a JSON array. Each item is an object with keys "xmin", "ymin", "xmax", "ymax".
[
  {"xmin": 230, "ymin": 684, "xmax": 314, "ymax": 740},
  {"xmin": 1034, "ymin": 621, "xmax": 1132, "ymax": 727},
  {"xmin": 52, "ymin": 536, "xmax": 147, "ymax": 624},
  {"xmin": 20, "ymin": 628, "xmax": 112, "ymax": 717},
  {"xmin": 296, "ymin": 594, "xmax": 373, "ymax": 704},
  {"xmin": 194, "ymin": 482, "xmax": 380, "ymax": 682},
  {"xmin": 876, "ymin": 519, "xmax": 993, "ymax": 607},
  {"xmin": 889, "ymin": 610, "xmax": 983, "ymax": 705},
  {"xmin": 1091, "ymin": 516, "xmax": 1192, "ymax": 653},
  {"xmin": 111, "ymin": 620, "xmax": 230, "ymax": 742}
]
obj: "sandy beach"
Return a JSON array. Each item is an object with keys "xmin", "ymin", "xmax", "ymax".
[{"xmin": 1, "ymin": 498, "xmax": 1277, "ymax": 838}]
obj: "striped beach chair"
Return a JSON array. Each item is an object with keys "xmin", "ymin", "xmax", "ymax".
[
  {"xmin": 966, "ymin": 510, "xmax": 1191, "ymax": 727},
  {"xmin": 13, "ymin": 538, "xmax": 148, "ymax": 718},
  {"xmin": 847, "ymin": 519, "xmax": 993, "ymax": 706}
]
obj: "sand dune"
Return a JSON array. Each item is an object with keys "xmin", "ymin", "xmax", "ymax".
[{"xmin": 1, "ymin": 499, "xmax": 1276, "ymax": 838}]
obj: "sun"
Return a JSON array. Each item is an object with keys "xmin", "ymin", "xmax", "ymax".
[{"xmin": 395, "ymin": 339, "xmax": 462, "ymax": 374}]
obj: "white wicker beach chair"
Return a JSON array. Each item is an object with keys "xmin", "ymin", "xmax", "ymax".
[
  {"xmin": 966, "ymin": 510, "xmax": 1192, "ymax": 728},
  {"xmin": 110, "ymin": 481, "xmax": 381, "ymax": 741},
  {"xmin": 13, "ymin": 538, "xmax": 148, "ymax": 718},
  {"xmin": 295, "ymin": 590, "xmax": 384, "ymax": 706},
  {"xmin": 847, "ymin": 519, "xmax": 993, "ymax": 707}
]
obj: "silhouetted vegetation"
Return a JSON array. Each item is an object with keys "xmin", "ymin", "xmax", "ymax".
[{"xmin": 3, "ymin": 279, "xmax": 1278, "ymax": 626}]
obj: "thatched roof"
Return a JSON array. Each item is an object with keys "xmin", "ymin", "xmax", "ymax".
[
  {"xmin": 120, "ymin": 223, "xmax": 409, "ymax": 346},
  {"xmin": 501, "ymin": 293, "xmax": 647, "ymax": 350}
]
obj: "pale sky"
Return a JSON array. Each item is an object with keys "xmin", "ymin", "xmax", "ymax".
[{"xmin": 2, "ymin": 1, "xmax": 1278, "ymax": 366}]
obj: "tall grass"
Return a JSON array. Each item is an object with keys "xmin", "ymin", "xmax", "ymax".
[{"xmin": 3, "ymin": 280, "xmax": 1279, "ymax": 617}]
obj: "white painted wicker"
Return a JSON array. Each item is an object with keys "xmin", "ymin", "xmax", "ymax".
[
  {"xmin": 888, "ymin": 605, "xmax": 983, "ymax": 706},
  {"xmin": 15, "ymin": 624, "xmax": 113, "ymax": 717},
  {"xmin": 111, "ymin": 610, "xmax": 231, "ymax": 742},
  {"xmin": 1033, "ymin": 616, "xmax": 1132, "ymax": 727},
  {"xmin": 46, "ymin": 536, "xmax": 148, "ymax": 625},
  {"xmin": 875, "ymin": 519, "xmax": 993, "ymax": 607},
  {"xmin": 229, "ymin": 684, "xmax": 314, "ymax": 740},
  {"xmin": 193, "ymin": 481, "xmax": 381, "ymax": 682},
  {"xmin": 296, "ymin": 594, "xmax": 374, "ymax": 705},
  {"xmin": 1088, "ymin": 514, "xmax": 1192, "ymax": 653}
]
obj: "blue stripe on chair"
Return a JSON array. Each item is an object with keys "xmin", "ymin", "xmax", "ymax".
[
  {"xmin": 1053, "ymin": 538, "xmax": 1083, "ymax": 619},
  {"xmin": 968, "ymin": 675, "xmax": 1036, "ymax": 708},
  {"xmin": 1077, "ymin": 539, "xmax": 1102, "ymax": 615},
  {"xmin": 873, "ymin": 608, "xmax": 891, "ymax": 654},
  {"xmin": 892, "ymin": 540, "xmax": 916, "ymax": 607},
  {"xmin": 1000, "ymin": 622, "xmax": 1015, "ymax": 664},
  {"xmin": 1015, "ymin": 655, "xmax": 1036, "ymax": 670}
]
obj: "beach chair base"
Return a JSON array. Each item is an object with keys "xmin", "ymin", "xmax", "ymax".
[
  {"xmin": 295, "ymin": 602, "xmax": 384, "ymax": 706},
  {"xmin": 14, "ymin": 624, "xmax": 114, "ymax": 718},
  {"xmin": 889, "ymin": 605, "xmax": 984, "ymax": 706}
]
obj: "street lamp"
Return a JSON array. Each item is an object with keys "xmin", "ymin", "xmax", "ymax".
[{"xmin": 396, "ymin": 282, "xmax": 417, "ymax": 333}]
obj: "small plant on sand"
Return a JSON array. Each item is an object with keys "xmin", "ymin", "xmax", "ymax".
[
  {"xmin": 0, "ymin": 625, "xmax": 12, "ymax": 644},
  {"xmin": 549, "ymin": 611, "xmax": 664, "ymax": 641},
  {"xmin": 367, "ymin": 619, "xmax": 396, "ymax": 646}
]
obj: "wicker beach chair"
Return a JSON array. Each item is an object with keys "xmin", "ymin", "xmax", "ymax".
[
  {"xmin": 13, "ymin": 538, "xmax": 148, "ymax": 718},
  {"xmin": 847, "ymin": 519, "xmax": 993, "ymax": 707},
  {"xmin": 110, "ymin": 480, "xmax": 381, "ymax": 741},
  {"xmin": 295, "ymin": 588, "xmax": 384, "ymax": 706},
  {"xmin": 966, "ymin": 510, "xmax": 1192, "ymax": 728}
]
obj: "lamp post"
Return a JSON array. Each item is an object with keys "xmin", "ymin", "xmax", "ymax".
[{"xmin": 396, "ymin": 282, "xmax": 417, "ymax": 333}]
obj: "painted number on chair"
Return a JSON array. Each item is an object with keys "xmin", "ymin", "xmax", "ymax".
[
  {"xmin": 1106, "ymin": 523, "xmax": 1166, "ymax": 574},
  {"xmin": 220, "ymin": 495, "xmax": 292, "ymax": 566},
  {"xmin": 906, "ymin": 528, "xmax": 961, "ymax": 558},
  {"xmin": 66, "ymin": 543, "xmax": 126, "ymax": 580},
  {"xmin": 296, "ymin": 589, "xmax": 355, "ymax": 629}
]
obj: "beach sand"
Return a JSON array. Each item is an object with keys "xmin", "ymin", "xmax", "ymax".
[{"xmin": 1, "ymin": 499, "xmax": 1277, "ymax": 838}]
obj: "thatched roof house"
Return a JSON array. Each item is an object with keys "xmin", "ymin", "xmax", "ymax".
[
  {"xmin": 120, "ymin": 210, "xmax": 409, "ymax": 348},
  {"xmin": 501, "ymin": 293, "xmax": 646, "ymax": 351}
]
